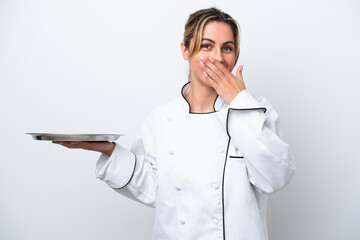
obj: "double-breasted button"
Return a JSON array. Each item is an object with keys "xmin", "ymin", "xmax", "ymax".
[
  {"xmin": 249, "ymin": 177, "xmax": 255, "ymax": 185},
  {"xmin": 212, "ymin": 218, "xmax": 219, "ymax": 225}
]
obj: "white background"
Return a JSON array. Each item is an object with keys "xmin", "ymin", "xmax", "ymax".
[{"xmin": 0, "ymin": 0, "xmax": 359, "ymax": 239}]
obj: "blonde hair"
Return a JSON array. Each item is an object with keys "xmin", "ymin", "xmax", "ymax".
[{"xmin": 183, "ymin": 7, "xmax": 241, "ymax": 63}]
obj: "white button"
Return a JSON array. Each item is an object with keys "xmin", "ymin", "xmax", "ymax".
[
  {"xmin": 249, "ymin": 177, "xmax": 255, "ymax": 185},
  {"xmin": 213, "ymin": 218, "xmax": 219, "ymax": 225},
  {"xmin": 213, "ymin": 184, "xmax": 219, "ymax": 190},
  {"xmin": 180, "ymin": 220, "xmax": 186, "ymax": 225},
  {"xmin": 169, "ymin": 150, "xmax": 174, "ymax": 155},
  {"xmin": 167, "ymin": 117, "xmax": 172, "ymax": 121},
  {"xmin": 175, "ymin": 186, "xmax": 181, "ymax": 191}
]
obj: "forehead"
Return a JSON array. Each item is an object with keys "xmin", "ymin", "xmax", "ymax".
[{"xmin": 202, "ymin": 21, "xmax": 234, "ymax": 42}]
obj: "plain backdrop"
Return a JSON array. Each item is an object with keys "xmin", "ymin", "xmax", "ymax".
[{"xmin": 1, "ymin": 0, "xmax": 359, "ymax": 239}]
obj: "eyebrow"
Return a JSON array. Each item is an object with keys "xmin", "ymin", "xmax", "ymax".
[{"xmin": 201, "ymin": 38, "xmax": 235, "ymax": 45}]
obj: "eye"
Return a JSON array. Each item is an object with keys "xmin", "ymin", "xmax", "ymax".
[
  {"xmin": 201, "ymin": 44, "xmax": 211, "ymax": 49},
  {"xmin": 223, "ymin": 46, "xmax": 233, "ymax": 52}
]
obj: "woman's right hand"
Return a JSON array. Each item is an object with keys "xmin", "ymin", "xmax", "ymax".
[{"xmin": 52, "ymin": 141, "xmax": 115, "ymax": 157}]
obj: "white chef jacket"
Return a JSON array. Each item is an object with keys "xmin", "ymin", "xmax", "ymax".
[{"xmin": 95, "ymin": 82, "xmax": 295, "ymax": 240}]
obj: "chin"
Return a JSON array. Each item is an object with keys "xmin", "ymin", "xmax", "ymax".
[
  {"xmin": 198, "ymin": 77, "xmax": 216, "ymax": 90},
  {"xmin": 190, "ymin": 71, "xmax": 215, "ymax": 89}
]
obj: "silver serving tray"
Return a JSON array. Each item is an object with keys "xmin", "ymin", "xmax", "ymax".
[{"xmin": 27, "ymin": 133, "xmax": 123, "ymax": 141}]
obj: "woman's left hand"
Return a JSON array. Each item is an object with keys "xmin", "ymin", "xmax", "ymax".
[{"xmin": 200, "ymin": 57, "xmax": 246, "ymax": 104}]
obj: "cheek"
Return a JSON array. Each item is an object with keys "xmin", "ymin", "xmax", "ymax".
[
  {"xmin": 189, "ymin": 57, "xmax": 209, "ymax": 81},
  {"xmin": 224, "ymin": 56, "xmax": 236, "ymax": 71},
  {"xmin": 190, "ymin": 56, "xmax": 203, "ymax": 72},
  {"xmin": 192, "ymin": 61, "xmax": 204, "ymax": 77},
  {"xmin": 193, "ymin": 50, "xmax": 213, "ymax": 62}
]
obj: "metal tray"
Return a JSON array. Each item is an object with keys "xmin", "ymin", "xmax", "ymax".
[{"xmin": 27, "ymin": 133, "xmax": 123, "ymax": 141}]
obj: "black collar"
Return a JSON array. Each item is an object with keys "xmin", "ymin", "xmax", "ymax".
[{"xmin": 179, "ymin": 82, "xmax": 228, "ymax": 114}]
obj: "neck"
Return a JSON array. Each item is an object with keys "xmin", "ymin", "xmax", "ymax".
[{"xmin": 185, "ymin": 81, "xmax": 218, "ymax": 113}]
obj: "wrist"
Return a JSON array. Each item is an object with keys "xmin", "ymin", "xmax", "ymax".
[{"xmin": 103, "ymin": 142, "xmax": 115, "ymax": 157}]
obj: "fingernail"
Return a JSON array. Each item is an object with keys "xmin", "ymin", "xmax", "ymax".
[
  {"xmin": 200, "ymin": 57, "xmax": 206, "ymax": 62},
  {"xmin": 203, "ymin": 71, "xmax": 208, "ymax": 77},
  {"xmin": 200, "ymin": 61, "xmax": 205, "ymax": 67},
  {"xmin": 209, "ymin": 57, "xmax": 215, "ymax": 63}
]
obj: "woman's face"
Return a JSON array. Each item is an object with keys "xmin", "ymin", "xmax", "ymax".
[{"xmin": 182, "ymin": 21, "xmax": 236, "ymax": 85}]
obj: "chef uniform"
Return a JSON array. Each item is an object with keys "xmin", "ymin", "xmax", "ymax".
[{"xmin": 95, "ymin": 82, "xmax": 295, "ymax": 240}]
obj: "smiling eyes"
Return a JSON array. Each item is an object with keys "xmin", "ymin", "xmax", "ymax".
[
  {"xmin": 223, "ymin": 46, "xmax": 233, "ymax": 51},
  {"xmin": 201, "ymin": 44, "xmax": 233, "ymax": 52}
]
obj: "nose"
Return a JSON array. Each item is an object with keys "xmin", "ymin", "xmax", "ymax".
[{"xmin": 213, "ymin": 48, "xmax": 224, "ymax": 63}]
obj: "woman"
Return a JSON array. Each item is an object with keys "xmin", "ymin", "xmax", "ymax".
[{"xmin": 54, "ymin": 7, "xmax": 295, "ymax": 240}]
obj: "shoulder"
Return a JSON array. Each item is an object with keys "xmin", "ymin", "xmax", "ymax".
[
  {"xmin": 250, "ymin": 92, "xmax": 272, "ymax": 110},
  {"xmin": 147, "ymin": 98, "xmax": 179, "ymax": 119},
  {"xmin": 142, "ymin": 98, "xmax": 180, "ymax": 128},
  {"xmin": 138, "ymin": 97, "xmax": 181, "ymax": 142},
  {"xmin": 238, "ymin": 90, "xmax": 280, "ymax": 122},
  {"xmin": 229, "ymin": 90, "xmax": 271, "ymax": 111},
  {"xmin": 251, "ymin": 91, "xmax": 280, "ymax": 123}
]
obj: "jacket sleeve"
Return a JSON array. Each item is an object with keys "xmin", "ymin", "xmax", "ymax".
[
  {"xmin": 224, "ymin": 90, "xmax": 295, "ymax": 194},
  {"xmin": 95, "ymin": 114, "xmax": 158, "ymax": 208}
]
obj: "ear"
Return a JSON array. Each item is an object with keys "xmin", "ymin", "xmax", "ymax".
[{"xmin": 181, "ymin": 42, "xmax": 190, "ymax": 60}]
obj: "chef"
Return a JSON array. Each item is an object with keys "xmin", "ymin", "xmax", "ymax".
[{"xmin": 54, "ymin": 7, "xmax": 295, "ymax": 240}]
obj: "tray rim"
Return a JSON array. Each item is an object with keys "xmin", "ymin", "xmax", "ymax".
[{"xmin": 26, "ymin": 133, "xmax": 124, "ymax": 141}]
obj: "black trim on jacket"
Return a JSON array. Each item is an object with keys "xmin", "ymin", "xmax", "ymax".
[
  {"xmin": 221, "ymin": 106, "xmax": 267, "ymax": 239},
  {"xmin": 115, "ymin": 155, "xmax": 137, "ymax": 189}
]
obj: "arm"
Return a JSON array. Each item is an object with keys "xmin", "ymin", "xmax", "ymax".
[
  {"xmin": 225, "ymin": 90, "xmax": 295, "ymax": 194},
  {"xmin": 201, "ymin": 57, "xmax": 295, "ymax": 193},
  {"xmin": 53, "ymin": 114, "xmax": 158, "ymax": 207},
  {"xmin": 95, "ymin": 115, "xmax": 158, "ymax": 207}
]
